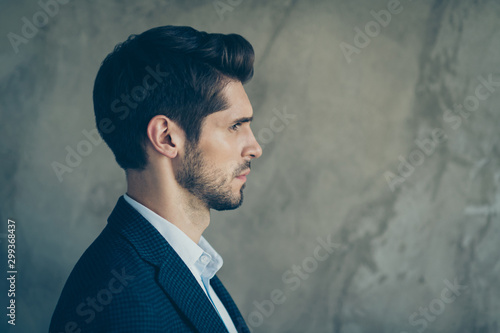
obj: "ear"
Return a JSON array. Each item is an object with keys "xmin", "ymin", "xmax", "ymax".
[{"xmin": 146, "ymin": 115, "xmax": 184, "ymax": 159}]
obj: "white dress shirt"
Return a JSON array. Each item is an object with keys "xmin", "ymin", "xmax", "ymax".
[{"xmin": 123, "ymin": 193, "xmax": 238, "ymax": 333}]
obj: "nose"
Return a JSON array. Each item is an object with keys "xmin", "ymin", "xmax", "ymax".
[{"xmin": 244, "ymin": 129, "xmax": 263, "ymax": 159}]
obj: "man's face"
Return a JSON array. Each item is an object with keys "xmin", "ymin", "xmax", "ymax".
[{"xmin": 175, "ymin": 80, "xmax": 262, "ymax": 210}]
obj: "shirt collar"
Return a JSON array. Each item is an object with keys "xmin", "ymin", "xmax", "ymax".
[{"xmin": 122, "ymin": 193, "xmax": 223, "ymax": 279}]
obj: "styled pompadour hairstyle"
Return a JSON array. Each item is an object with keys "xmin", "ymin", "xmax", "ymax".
[{"xmin": 92, "ymin": 25, "xmax": 255, "ymax": 170}]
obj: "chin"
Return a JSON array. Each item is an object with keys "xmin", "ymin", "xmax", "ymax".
[
  {"xmin": 210, "ymin": 191, "xmax": 244, "ymax": 211},
  {"xmin": 211, "ymin": 201, "xmax": 242, "ymax": 211}
]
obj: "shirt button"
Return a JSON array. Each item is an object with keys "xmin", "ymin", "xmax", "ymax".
[{"xmin": 200, "ymin": 255, "xmax": 210, "ymax": 264}]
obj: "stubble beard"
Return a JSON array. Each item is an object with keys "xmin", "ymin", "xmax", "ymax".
[{"xmin": 174, "ymin": 139, "xmax": 245, "ymax": 211}]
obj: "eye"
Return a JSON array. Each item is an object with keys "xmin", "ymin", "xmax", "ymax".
[{"xmin": 230, "ymin": 122, "xmax": 242, "ymax": 131}]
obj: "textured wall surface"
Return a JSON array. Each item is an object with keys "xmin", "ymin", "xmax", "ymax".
[{"xmin": 1, "ymin": 0, "xmax": 500, "ymax": 332}]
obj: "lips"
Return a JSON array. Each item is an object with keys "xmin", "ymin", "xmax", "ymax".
[{"xmin": 236, "ymin": 169, "xmax": 250, "ymax": 182}]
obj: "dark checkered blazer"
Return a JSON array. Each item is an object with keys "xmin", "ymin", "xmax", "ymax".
[{"xmin": 49, "ymin": 196, "xmax": 251, "ymax": 333}]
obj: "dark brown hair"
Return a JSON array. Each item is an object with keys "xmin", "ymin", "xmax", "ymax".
[{"xmin": 92, "ymin": 25, "xmax": 255, "ymax": 170}]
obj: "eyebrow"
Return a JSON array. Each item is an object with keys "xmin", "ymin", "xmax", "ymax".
[{"xmin": 232, "ymin": 116, "xmax": 253, "ymax": 124}]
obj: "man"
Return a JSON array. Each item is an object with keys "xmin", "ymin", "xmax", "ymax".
[{"xmin": 50, "ymin": 25, "xmax": 262, "ymax": 333}]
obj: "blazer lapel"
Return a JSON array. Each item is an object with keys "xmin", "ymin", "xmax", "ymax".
[
  {"xmin": 107, "ymin": 196, "xmax": 229, "ymax": 333},
  {"xmin": 157, "ymin": 249, "xmax": 229, "ymax": 333},
  {"xmin": 210, "ymin": 276, "xmax": 251, "ymax": 333}
]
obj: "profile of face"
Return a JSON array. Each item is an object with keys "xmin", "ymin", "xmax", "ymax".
[{"xmin": 175, "ymin": 81, "xmax": 263, "ymax": 211}]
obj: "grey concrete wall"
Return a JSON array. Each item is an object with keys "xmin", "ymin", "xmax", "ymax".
[{"xmin": 1, "ymin": 0, "xmax": 499, "ymax": 332}]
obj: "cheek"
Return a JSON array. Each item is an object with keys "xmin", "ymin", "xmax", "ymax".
[
  {"xmin": 201, "ymin": 132, "xmax": 239, "ymax": 160},
  {"xmin": 197, "ymin": 128, "xmax": 244, "ymax": 174}
]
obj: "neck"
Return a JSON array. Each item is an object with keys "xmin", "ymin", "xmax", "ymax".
[{"xmin": 125, "ymin": 167, "xmax": 210, "ymax": 244}]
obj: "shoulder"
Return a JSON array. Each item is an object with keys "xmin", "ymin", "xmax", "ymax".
[{"xmin": 49, "ymin": 225, "xmax": 164, "ymax": 332}]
